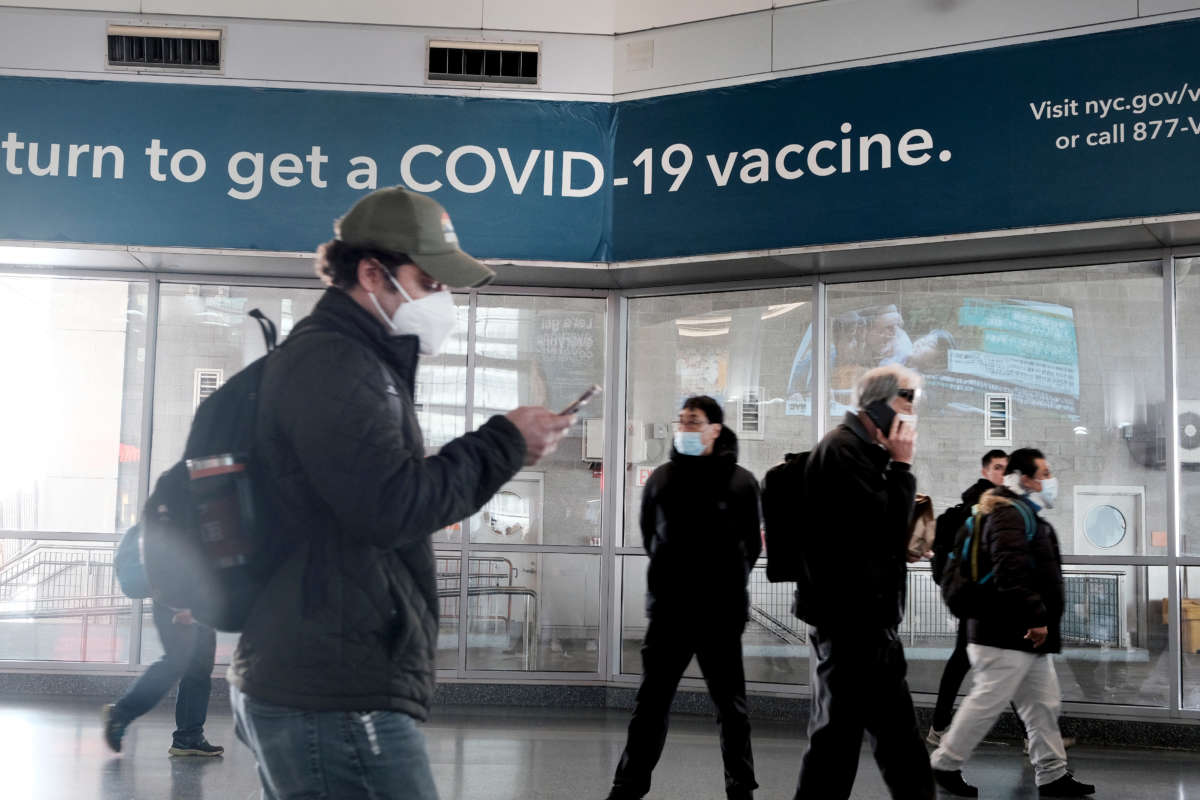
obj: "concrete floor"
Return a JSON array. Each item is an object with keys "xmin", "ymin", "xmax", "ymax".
[{"xmin": 3, "ymin": 696, "xmax": 1199, "ymax": 799}]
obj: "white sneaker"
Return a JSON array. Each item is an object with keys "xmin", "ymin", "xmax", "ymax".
[{"xmin": 927, "ymin": 726, "xmax": 946, "ymax": 746}]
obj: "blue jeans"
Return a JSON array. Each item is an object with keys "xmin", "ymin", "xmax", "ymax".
[
  {"xmin": 114, "ymin": 600, "xmax": 215, "ymax": 745},
  {"xmin": 230, "ymin": 685, "xmax": 439, "ymax": 800}
]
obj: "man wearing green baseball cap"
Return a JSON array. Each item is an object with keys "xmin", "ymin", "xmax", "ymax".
[{"xmin": 228, "ymin": 186, "xmax": 574, "ymax": 799}]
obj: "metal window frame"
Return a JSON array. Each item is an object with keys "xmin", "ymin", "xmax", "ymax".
[{"xmin": 2, "ymin": 251, "xmax": 1200, "ymax": 720}]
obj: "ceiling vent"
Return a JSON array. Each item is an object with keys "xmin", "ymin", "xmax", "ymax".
[
  {"xmin": 427, "ymin": 40, "xmax": 539, "ymax": 86},
  {"xmin": 107, "ymin": 25, "xmax": 221, "ymax": 71}
]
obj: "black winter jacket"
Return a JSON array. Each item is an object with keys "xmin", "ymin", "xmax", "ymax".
[
  {"xmin": 801, "ymin": 412, "xmax": 916, "ymax": 631},
  {"xmin": 968, "ymin": 488, "xmax": 1065, "ymax": 654},
  {"xmin": 640, "ymin": 427, "xmax": 762, "ymax": 625},
  {"xmin": 961, "ymin": 478, "xmax": 994, "ymax": 509},
  {"xmin": 228, "ymin": 289, "xmax": 526, "ymax": 719}
]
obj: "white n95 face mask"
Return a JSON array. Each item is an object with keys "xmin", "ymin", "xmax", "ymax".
[{"xmin": 369, "ymin": 273, "xmax": 458, "ymax": 356}]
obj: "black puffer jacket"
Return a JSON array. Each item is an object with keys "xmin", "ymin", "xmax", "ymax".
[
  {"xmin": 961, "ymin": 478, "xmax": 995, "ymax": 509},
  {"xmin": 228, "ymin": 289, "xmax": 526, "ymax": 719},
  {"xmin": 640, "ymin": 427, "xmax": 762, "ymax": 625},
  {"xmin": 967, "ymin": 488, "xmax": 1065, "ymax": 654},
  {"xmin": 801, "ymin": 412, "xmax": 916, "ymax": 631}
]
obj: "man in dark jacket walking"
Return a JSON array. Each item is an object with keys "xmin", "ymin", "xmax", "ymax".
[
  {"xmin": 927, "ymin": 449, "xmax": 1007, "ymax": 743},
  {"xmin": 227, "ymin": 186, "xmax": 573, "ymax": 800},
  {"xmin": 605, "ymin": 395, "xmax": 762, "ymax": 800},
  {"xmin": 792, "ymin": 364, "xmax": 934, "ymax": 800},
  {"xmin": 929, "ymin": 449, "xmax": 1094, "ymax": 798},
  {"xmin": 102, "ymin": 604, "xmax": 220, "ymax": 757}
]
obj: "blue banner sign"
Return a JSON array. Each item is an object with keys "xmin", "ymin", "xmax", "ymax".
[
  {"xmin": 0, "ymin": 80, "xmax": 614, "ymax": 261},
  {"xmin": 2, "ymin": 18, "xmax": 1200, "ymax": 262},
  {"xmin": 613, "ymin": 18, "xmax": 1200, "ymax": 260}
]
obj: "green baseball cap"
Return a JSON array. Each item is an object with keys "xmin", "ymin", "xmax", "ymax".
[{"xmin": 335, "ymin": 186, "xmax": 495, "ymax": 288}]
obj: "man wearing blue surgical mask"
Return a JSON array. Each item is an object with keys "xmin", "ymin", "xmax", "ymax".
[
  {"xmin": 604, "ymin": 395, "xmax": 762, "ymax": 800},
  {"xmin": 228, "ymin": 186, "xmax": 574, "ymax": 800},
  {"xmin": 930, "ymin": 449, "xmax": 1094, "ymax": 798}
]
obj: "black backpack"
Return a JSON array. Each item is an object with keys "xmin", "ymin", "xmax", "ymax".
[
  {"xmin": 119, "ymin": 309, "xmax": 283, "ymax": 631},
  {"xmin": 939, "ymin": 498, "xmax": 1036, "ymax": 619},
  {"xmin": 762, "ymin": 451, "xmax": 809, "ymax": 583},
  {"xmin": 930, "ymin": 501, "xmax": 972, "ymax": 585}
]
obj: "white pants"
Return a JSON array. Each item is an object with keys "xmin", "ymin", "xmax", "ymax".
[{"xmin": 929, "ymin": 644, "xmax": 1068, "ymax": 786}]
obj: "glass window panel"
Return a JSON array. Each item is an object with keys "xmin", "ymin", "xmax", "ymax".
[
  {"xmin": 465, "ymin": 552, "xmax": 599, "ymax": 672},
  {"xmin": 1182, "ymin": 567, "xmax": 1200, "ymax": 709},
  {"xmin": 417, "ymin": 303, "xmax": 469, "ymax": 453},
  {"xmin": 620, "ymin": 555, "xmax": 810, "ymax": 684},
  {"xmin": 901, "ymin": 564, "xmax": 1168, "ymax": 707},
  {"xmin": 471, "ymin": 297, "xmax": 606, "ymax": 547},
  {"xmin": 1176, "ymin": 258, "xmax": 1200, "ymax": 555},
  {"xmin": 150, "ymin": 284, "xmax": 323, "ymax": 481},
  {"xmin": 1180, "ymin": 566, "xmax": 1200, "ymax": 710},
  {"xmin": 435, "ymin": 553, "xmax": 460, "ymax": 670},
  {"xmin": 827, "ymin": 263, "xmax": 1167, "ymax": 556},
  {"xmin": 619, "ymin": 554, "xmax": 648, "ymax": 675},
  {"xmin": 0, "ymin": 539, "xmax": 131, "ymax": 663},
  {"xmin": 625, "ymin": 288, "xmax": 814, "ymax": 549},
  {"xmin": 0, "ymin": 276, "xmax": 148, "ymax": 533},
  {"xmin": 1056, "ymin": 564, "xmax": 1168, "ymax": 706},
  {"xmin": 424, "ymin": 303, "xmax": 470, "ymax": 544}
]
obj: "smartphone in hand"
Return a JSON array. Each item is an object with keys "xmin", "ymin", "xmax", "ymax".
[
  {"xmin": 560, "ymin": 384, "xmax": 602, "ymax": 416},
  {"xmin": 863, "ymin": 399, "xmax": 897, "ymax": 437}
]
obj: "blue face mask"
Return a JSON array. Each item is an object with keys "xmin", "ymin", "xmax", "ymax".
[{"xmin": 674, "ymin": 431, "xmax": 706, "ymax": 456}]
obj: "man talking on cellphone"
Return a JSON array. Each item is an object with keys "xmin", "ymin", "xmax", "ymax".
[{"xmin": 792, "ymin": 364, "xmax": 935, "ymax": 800}]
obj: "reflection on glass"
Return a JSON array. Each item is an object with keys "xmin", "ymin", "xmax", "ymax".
[
  {"xmin": 1182, "ymin": 567, "xmax": 1200, "ymax": 709},
  {"xmin": 625, "ymin": 288, "xmax": 814, "ymax": 549},
  {"xmin": 1084, "ymin": 505, "xmax": 1127, "ymax": 549},
  {"xmin": 0, "ymin": 277, "xmax": 148, "ymax": 533},
  {"xmin": 901, "ymin": 564, "xmax": 1168, "ymax": 707},
  {"xmin": 150, "ymin": 284, "xmax": 322, "ymax": 482},
  {"xmin": 1176, "ymin": 259, "xmax": 1200, "ymax": 555},
  {"xmin": 466, "ymin": 552, "xmax": 599, "ymax": 672},
  {"xmin": 828, "ymin": 264, "xmax": 1166, "ymax": 557},
  {"xmin": 435, "ymin": 554, "xmax": 460, "ymax": 670},
  {"xmin": 470, "ymin": 472, "xmax": 542, "ymax": 545},
  {"xmin": 471, "ymin": 297, "xmax": 606, "ymax": 547},
  {"xmin": 0, "ymin": 540, "xmax": 130, "ymax": 663},
  {"xmin": 416, "ymin": 303, "xmax": 469, "ymax": 454}
]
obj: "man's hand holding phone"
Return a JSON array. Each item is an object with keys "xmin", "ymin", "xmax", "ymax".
[
  {"xmin": 505, "ymin": 385, "xmax": 602, "ymax": 467},
  {"xmin": 880, "ymin": 414, "xmax": 917, "ymax": 464}
]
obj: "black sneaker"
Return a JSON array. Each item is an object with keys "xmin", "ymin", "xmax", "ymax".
[
  {"xmin": 168, "ymin": 738, "xmax": 225, "ymax": 757},
  {"xmin": 932, "ymin": 768, "xmax": 979, "ymax": 797},
  {"xmin": 1039, "ymin": 774, "xmax": 1095, "ymax": 797},
  {"xmin": 101, "ymin": 704, "xmax": 128, "ymax": 753}
]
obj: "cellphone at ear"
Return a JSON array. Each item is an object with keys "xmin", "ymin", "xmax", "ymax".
[
  {"xmin": 560, "ymin": 384, "xmax": 603, "ymax": 416},
  {"xmin": 863, "ymin": 400, "xmax": 897, "ymax": 436}
]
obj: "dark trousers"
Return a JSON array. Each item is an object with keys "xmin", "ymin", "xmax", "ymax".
[
  {"xmin": 932, "ymin": 619, "xmax": 1025, "ymax": 735},
  {"xmin": 794, "ymin": 626, "xmax": 934, "ymax": 800},
  {"xmin": 612, "ymin": 616, "xmax": 757, "ymax": 799},
  {"xmin": 932, "ymin": 620, "xmax": 971, "ymax": 731},
  {"xmin": 114, "ymin": 601, "xmax": 217, "ymax": 744}
]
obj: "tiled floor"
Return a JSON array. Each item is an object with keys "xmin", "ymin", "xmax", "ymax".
[{"xmin": 3, "ymin": 696, "xmax": 1198, "ymax": 799}]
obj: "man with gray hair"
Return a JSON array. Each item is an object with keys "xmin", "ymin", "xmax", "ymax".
[{"xmin": 792, "ymin": 364, "xmax": 934, "ymax": 799}]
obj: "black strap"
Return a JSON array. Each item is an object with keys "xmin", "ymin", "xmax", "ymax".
[{"xmin": 248, "ymin": 308, "xmax": 278, "ymax": 353}]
